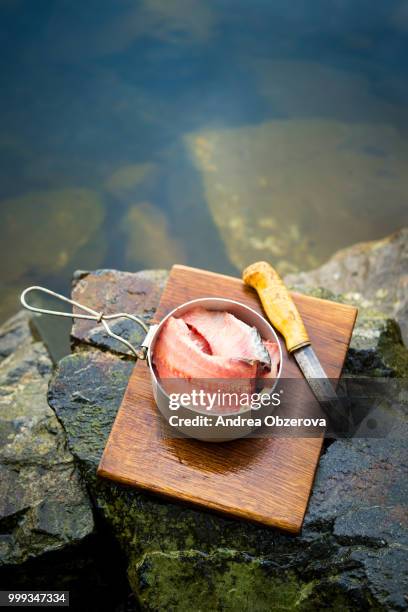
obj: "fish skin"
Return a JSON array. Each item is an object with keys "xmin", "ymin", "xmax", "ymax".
[{"xmin": 261, "ymin": 340, "xmax": 280, "ymax": 379}]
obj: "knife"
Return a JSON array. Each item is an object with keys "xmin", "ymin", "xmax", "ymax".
[{"xmin": 243, "ymin": 261, "xmax": 350, "ymax": 434}]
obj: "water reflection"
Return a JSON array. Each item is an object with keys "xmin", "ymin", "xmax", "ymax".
[
  {"xmin": 187, "ymin": 118, "xmax": 408, "ymax": 273},
  {"xmin": 1, "ymin": 0, "xmax": 408, "ymax": 323},
  {"xmin": 121, "ymin": 201, "xmax": 186, "ymax": 268}
]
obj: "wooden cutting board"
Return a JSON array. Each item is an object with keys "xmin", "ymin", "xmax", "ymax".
[{"xmin": 98, "ymin": 265, "xmax": 357, "ymax": 533}]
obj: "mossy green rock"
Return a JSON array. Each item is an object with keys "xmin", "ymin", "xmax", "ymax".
[
  {"xmin": 130, "ymin": 550, "xmax": 316, "ymax": 612},
  {"xmin": 47, "ymin": 268, "xmax": 408, "ymax": 611}
]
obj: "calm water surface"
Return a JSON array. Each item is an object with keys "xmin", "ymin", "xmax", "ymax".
[{"xmin": 1, "ymin": 0, "xmax": 408, "ymax": 324}]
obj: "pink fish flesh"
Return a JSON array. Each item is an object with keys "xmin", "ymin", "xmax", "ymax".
[
  {"xmin": 153, "ymin": 308, "xmax": 280, "ymax": 380},
  {"xmin": 182, "ymin": 307, "xmax": 271, "ymax": 369},
  {"xmin": 153, "ymin": 309, "xmax": 280, "ymax": 413},
  {"xmin": 153, "ymin": 316, "xmax": 258, "ymax": 380}
]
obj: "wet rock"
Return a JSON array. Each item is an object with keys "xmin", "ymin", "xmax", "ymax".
[
  {"xmin": 284, "ymin": 285, "xmax": 408, "ymax": 378},
  {"xmin": 346, "ymin": 310, "xmax": 408, "ymax": 377},
  {"xmin": 0, "ymin": 311, "xmax": 31, "ymax": 364},
  {"xmin": 48, "ymin": 267, "xmax": 408, "ymax": 611},
  {"xmin": 129, "ymin": 550, "xmax": 309, "ymax": 612},
  {"xmin": 0, "ymin": 530, "xmax": 136, "ymax": 612},
  {"xmin": 71, "ymin": 268, "xmax": 168, "ymax": 356},
  {"xmin": 286, "ymin": 228, "xmax": 408, "ymax": 345},
  {"xmin": 0, "ymin": 313, "xmax": 94, "ymax": 567},
  {"xmin": 186, "ymin": 121, "xmax": 408, "ymax": 275},
  {"xmin": 48, "ymin": 350, "xmax": 133, "ymax": 476}
]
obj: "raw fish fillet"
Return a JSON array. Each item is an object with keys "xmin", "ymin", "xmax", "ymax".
[
  {"xmin": 153, "ymin": 317, "xmax": 257, "ymax": 410},
  {"xmin": 153, "ymin": 317, "xmax": 257, "ymax": 381},
  {"xmin": 153, "ymin": 310, "xmax": 281, "ymax": 414},
  {"xmin": 182, "ymin": 307, "xmax": 271, "ymax": 369}
]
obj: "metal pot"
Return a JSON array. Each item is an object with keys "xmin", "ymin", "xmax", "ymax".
[{"xmin": 142, "ymin": 297, "xmax": 283, "ymax": 442}]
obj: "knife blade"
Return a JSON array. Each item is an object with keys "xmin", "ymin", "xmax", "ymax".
[
  {"xmin": 292, "ymin": 344, "xmax": 350, "ymax": 431},
  {"xmin": 242, "ymin": 261, "xmax": 351, "ymax": 433}
]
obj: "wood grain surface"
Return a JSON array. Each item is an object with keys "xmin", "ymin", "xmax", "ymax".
[{"xmin": 98, "ymin": 265, "xmax": 357, "ymax": 533}]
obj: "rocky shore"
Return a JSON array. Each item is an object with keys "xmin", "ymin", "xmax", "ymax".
[{"xmin": 0, "ymin": 230, "xmax": 407, "ymax": 611}]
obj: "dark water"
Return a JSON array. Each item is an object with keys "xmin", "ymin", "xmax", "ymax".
[{"xmin": 1, "ymin": 0, "xmax": 408, "ymax": 324}]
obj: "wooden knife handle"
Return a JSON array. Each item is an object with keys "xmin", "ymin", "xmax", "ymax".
[{"xmin": 243, "ymin": 261, "xmax": 310, "ymax": 353}]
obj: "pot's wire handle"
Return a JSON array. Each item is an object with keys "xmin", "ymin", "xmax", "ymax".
[{"xmin": 20, "ymin": 286, "xmax": 149, "ymax": 360}]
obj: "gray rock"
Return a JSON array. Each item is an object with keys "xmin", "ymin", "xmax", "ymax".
[
  {"xmin": 47, "ymin": 267, "xmax": 408, "ymax": 611},
  {"xmin": 284, "ymin": 286, "xmax": 408, "ymax": 378},
  {"xmin": 285, "ymin": 227, "xmax": 408, "ymax": 345},
  {"xmin": 0, "ymin": 313, "xmax": 94, "ymax": 567},
  {"xmin": 346, "ymin": 308, "xmax": 408, "ymax": 378},
  {"xmin": 0, "ymin": 311, "xmax": 31, "ymax": 364},
  {"xmin": 71, "ymin": 268, "xmax": 168, "ymax": 357}
]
